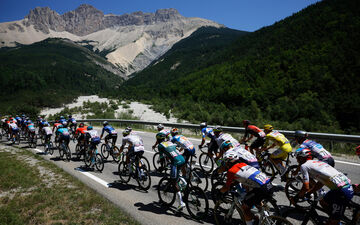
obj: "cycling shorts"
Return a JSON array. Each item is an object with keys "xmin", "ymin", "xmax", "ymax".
[
  {"xmin": 270, "ymin": 143, "xmax": 291, "ymax": 160},
  {"xmin": 128, "ymin": 147, "xmax": 144, "ymax": 159},
  {"xmin": 182, "ymin": 148, "xmax": 195, "ymax": 164},
  {"xmin": 250, "ymin": 137, "xmax": 265, "ymax": 149},
  {"xmin": 243, "ymin": 182, "xmax": 273, "ymax": 207},
  {"xmin": 105, "ymin": 134, "xmax": 117, "ymax": 144},
  {"xmin": 323, "ymin": 185, "xmax": 354, "ymax": 219},
  {"xmin": 170, "ymin": 157, "xmax": 185, "ymax": 181},
  {"xmin": 248, "ymin": 161, "xmax": 260, "ymax": 170}
]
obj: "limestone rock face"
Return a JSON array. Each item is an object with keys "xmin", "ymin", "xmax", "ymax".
[{"xmin": 0, "ymin": 5, "xmax": 223, "ymax": 76}]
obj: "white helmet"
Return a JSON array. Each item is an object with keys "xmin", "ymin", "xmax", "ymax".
[
  {"xmin": 157, "ymin": 124, "xmax": 164, "ymax": 130},
  {"xmin": 223, "ymin": 150, "xmax": 239, "ymax": 163}
]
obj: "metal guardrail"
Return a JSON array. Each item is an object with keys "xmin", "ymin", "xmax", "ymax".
[{"xmin": 76, "ymin": 119, "xmax": 360, "ymax": 144}]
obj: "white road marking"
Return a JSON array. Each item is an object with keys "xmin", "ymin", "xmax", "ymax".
[
  {"xmin": 76, "ymin": 168, "xmax": 109, "ymax": 188},
  {"xmin": 34, "ymin": 148, "xmax": 43, "ymax": 153},
  {"xmin": 335, "ymin": 160, "xmax": 360, "ymax": 167}
]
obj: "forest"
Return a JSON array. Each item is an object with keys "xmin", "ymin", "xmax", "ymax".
[{"xmin": 119, "ymin": 0, "xmax": 360, "ymax": 134}]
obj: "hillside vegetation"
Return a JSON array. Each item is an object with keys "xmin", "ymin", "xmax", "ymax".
[
  {"xmin": 120, "ymin": 0, "xmax": 360, "ymax": 133},
  {"xmin": 0, "ymin": 38, "xmax": 123, "ymax": 117}
]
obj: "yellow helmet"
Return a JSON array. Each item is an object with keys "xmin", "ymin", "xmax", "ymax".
[{"xmin": 264, "ymin": 124, "xmax": 273, "ymax": 131}]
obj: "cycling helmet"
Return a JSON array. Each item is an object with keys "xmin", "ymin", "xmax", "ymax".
[
  {"xmin": 62, "ymin": 121, "xmax": 68, "ymax": 126},
  {"xmin": 156, "ymin": 132, "xmax": 166, "ymax": 141},
  {"xmin": 103, "ymin": 121, "xmax": 108, "ymax": 126},
  {"xmin": 68, "ymin": 115, "xmax": 72, "ymax": 118},
  {"xmin": 200, "ymin": 122, "xmax": 207, "ymax": 129},
  {"xmin": 295, "ymin": 130, "xmax": 308, "ymax": 138},
  {"xmin": 264, "ymin": 124, "xmax": 273, "ymax": 131},
  {"xmin": 87, "ymin": 126, "xmax": 93, "ymax": 131},
  {"xmin": 171, "ymin": 128, "xmax": 179, "ymax": 136},
  {"xmin": 60, "ymin": 116, "xmax": 64, "ymax": 119},
  {"xmin": 27, "ymin": 120, "xmax": 32, "ymax": 124},
  {"xmin": 58, "ymin": 124, "xmax": 64, "ymax": 128},
  {"xmin": 223, "ymin": 150, "xmax": 239, "ymax": 163},
  {"xmin": 295, "ymin": 148, "xmax": 312, "ymax": 159},
  {"xmin": 213, "ymin": 126, "xmax": 223, "ymax": 133},
  {"xmin": 220, "ymin": 141, "xmax": 233, "ymax": 151},
  {"xmin": 157, "ymin": 124, "xmax": 164, "ymax": 130},
  {"xmin": 79, "ymin": 123, "xmax": 84, "ymax": 128},
  {"xmin": 126, "ymin": 126, "xmax": 132, "ymax": 132},
  {"xmin": 122, "ymin": 129, "xmax": 130, "ymax": 136},
  {"xmin": 243, "ymin": 120, "xmax": 251, "ymax": 127}
]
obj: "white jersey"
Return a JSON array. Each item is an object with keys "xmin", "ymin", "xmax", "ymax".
[
  {"xmin": 232, "ymin": 146, "xmax": 258, "ymax": 163},
  {"xmin": 300, "ymin": 160, "xmax": 351, "ymax": 190},
  {"xmin": 122, "ymin": 134, "xmax": 145, "ymax": 152},
  {"xmin": 9, "ymin": 123, "xmax": 18, "ymax": 129},
  {"xmin": 216, "ymin": 133, "xmax": 240, "ymax": 149},
  {"xmin": 42, "ymin": 127, "xmax": 53, "ymax": 135}
]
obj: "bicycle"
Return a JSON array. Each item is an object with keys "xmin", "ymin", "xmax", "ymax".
[
  {"xmin": 185, "ymin": 155, "xmax": 209, "ymax": 192},
  {"xmin": 213, "ymin": 186, "xmax": 290, "ymax": 225},
  {"xmin": 153, "ymin": 147, "xmax": 171, "ymax": 174},
  {"xmin": 283, "ymin": 191, "xmax": 360, "ymax": 225},
  {"xmin": 75, "ymin": 141, "xmax": 87, "ymax": 160},
  {"xmin": 157, "ymin": 175, "xmax": 209, "ymax": 220},
  {"xmin": 118, "ymin": 151, "xmax": 151, "ymax": 190},
  {"xmin": 11, "ymin": 130, "xmax": 20, "ymax": 145},
  {"xmin": 58, "ymin": 139, "xmax": 72, "ymax": 161},
  {"xmin": 198, "ymin": 145, "xmax": 216, "ymax": 174},
  {"xmin": 101, "ymin": 140, "xmax": 121, "ymax": 162},
  {"xmin": 258, "ymin": 150, "xmax": 298, "ymax": 182},
  {"xmin": 28, "ymin": 131, "xmax": 37, "ymax": 148},
  {"xmin": 84, "ymin": 143, "xmax": 104, "ymax": 172},
  {"xmin": 44, "ymin": 138, "xmax": 54, "ymax": 155}
]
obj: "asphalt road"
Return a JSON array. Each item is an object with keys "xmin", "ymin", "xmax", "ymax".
[{"xmin": 1, "ymin": 128, "xmax": 360, "ymax": 225}]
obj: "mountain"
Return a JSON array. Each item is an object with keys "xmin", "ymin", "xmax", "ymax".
[
  {"xmin": 120, "ymin": 0, "xmax": 360, "ymax": 133},
  {"xmin": 0, "ymin": 38, "xmax": 124, "ymax": 117},
  {"xmin": 0, "ymin": 5, "xmax": 222, "ymax": 76}
]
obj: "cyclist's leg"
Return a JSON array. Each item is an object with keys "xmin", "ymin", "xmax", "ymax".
[{"xmin": 270, "ymin": 148, "xmax": 288, "ymax": 175}]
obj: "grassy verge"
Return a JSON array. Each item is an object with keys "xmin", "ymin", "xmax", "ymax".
[{"xmin": 0, "ymin": 148, "xmax": 140, "ymax": 225}]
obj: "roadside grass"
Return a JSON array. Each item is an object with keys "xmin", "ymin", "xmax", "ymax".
[{"xmin": 0, "ymin": 149, "xmax": 140, "ymax": 225}]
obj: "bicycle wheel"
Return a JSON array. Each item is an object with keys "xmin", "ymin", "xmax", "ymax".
[
  {"xmin": 153, "ymin": 152, "xmax": 164, "ymax": 172},
  {"xmin": 29, "ymin": 136, "xmax": 37, "ymax": 148},
  {"xmin": 118, "ymin": 161, "xmax": 131, "ymax": 183},
  {"xmin": 285, "ymin": 178, "xmax": 316, "ymax": 209},
  {"xmin": 185, "ymin": 186, "xmax": 209, "ymax": 220},
  {"xmin": 157, "ymin": 176, "xmax": 176, "ymax": 206},
  {"xmin": 84, "ymin": 152, "xmax": 92, "ymax": 167},
  {"xmin": 136, "ymin": 167, "xmax": 151, "ymax": 190},
  {"xmin": 261, "ymin": 197, "xmax": 281, "ymax": 216},
  {"xmin": 75, "ymin": 144, "xmax": 81, "ymax": 160},
  {"xmin": 112, "ymin": 146, "xmax": 121, "ymax": 163},
  {"xmin": 101, "ymin": 144, "xmax": 110, "ymax": 160},
  {"xmin": 259, "ymin": 159, "xmax": 276, "ymax": 181},
  {"xmin": 16, "ymin": 133, "xmax": 20, "ymax": 145},
  {"xmin": 65, "ymin": 146, "xmax": 72, "ymax": 161},
  {"xmin": 95, "ymin": 153, "xmax": 104, "ymax": 172},
  {"xmin": 48, "ymin": 142, "xmax": 54, "ymax": 155},
  {"xmin": 140, "ymin": 156, "xmax": 151, "ymax": 172},
  {"xmin": 260, "ymin": 215, "xmax": 292, "ymax": 225},
  {"xmin": 211, "ymin": 181, "xmax": 226, "ymax": 205},
  {"xmin": 59, "ymin": 144, "xmax": 65, "ymax": 159},
  {"xmin": 189, "ymin": 168, "xmax": 209, "ymax": 192},
  {"xmin": 214, "ymin": 200, "xmax": 245, "ymax": 225},
  {"xmin": 199, "ymin": 152, "xmax": 214, "ymax": 173},
  {"xmin": 284, "ymin": 165, "xmax": 299, "ymax": 181}
]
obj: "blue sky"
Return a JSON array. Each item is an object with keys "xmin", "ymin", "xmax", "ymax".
[{"xmin": 0, "ymin": 0, "xmax": 321, "ymax": 32}]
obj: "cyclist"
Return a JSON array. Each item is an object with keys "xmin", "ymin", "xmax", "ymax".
[
  {"xmin": 292, "ymin": 148, "xmax": 354, "ymax": 225},
  {"xmin": 119, "ymin": 128, "xmax": 145, "ymax": 167},
  {"xmin": 36, "ymin": 116, "xmax": 43, "ymax": 128},
  {"xmin": 220, "ymin": 141, "xmax": 259, "ymax": 169},
  {"xmin": 156, "ymin": 132, "xmax": 186, "ymax": 211},
  {"xmin": 42, "ymin": 123, "xmax": 53, "ymax": 153},
  {"xmin": 152, "ymin": 124, "xmax": 171, "ymax": 150},
  {"xmin": 75, "ymin": 123, "xmax": 88, "ymax": 145},
  {"xmin": 219, "ymin": 151, "xmax": 272, "ymax": 225},
  {"xmin": 240, "ymin": 120, "xmax": 266, "ymax": 155},
  {"xmin": 57, "ymin": 124, "xmax": 70, "ymax": 148},
  {"xmin": 84, "ymin": 126, "xmax": 101, "ymax": 165},
  {"xmin": 59, "ymin": 116, "xmax": 66, "ymax": 124},
  {"xmin": 260, "ymin": 124, "xmax": 292, "ymax": 180},
  {"xmin": 26, "ymin": 120, "xmax": 36, "ymax": 141},
  {"xmin": 100, "ymin": 121, "xmax": 117, "ymax": 147},
  {"xmin": 198, "ymin": 122, "xmax": 217, "ymax": 158},
  {"xmin": 9, "ymin": 120, "xmax": 19, "ymax": 142},
  {"xmin": 356, "ymin": 145, "xmax": 360, "ymax": 159},
  {"xmin": 170, "ymin": 127, "xmax": 195, "ymax": 177},
  {"xmin": 295, "ymin": 130, "xmax": 335, "ymax": 167},
  {"xmin": 67, "ymin": 115, "xmax": 77, "ymax": 131},
  {"xmin": 15, "ymin": 115, "xmax": 22, "ymax": 127},
  {"xmin": 214, "ymin": 126, "xmax": 240, "ymax": 162}
]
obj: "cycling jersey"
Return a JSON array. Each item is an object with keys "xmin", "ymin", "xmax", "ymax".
[
  {"xmin": 75, "ymin": 126, "xmax": 88, "ymax": 135},
  {"xmin": 216, "ymin": 133, "xmax": 240, "ymax": 149},
  {"xmin": 9, "ymin": 123, "xmax": 19, "ymax": 131},
  {"xmin": 171, "ymin": 134, "xmax": 195, "ymax": 152},
  {"xmin": 300, "ymin": 160, "xmax": 351, "ymax": 190},
  {"xmin": 86, "ymin": 130, "xmax": 100, "ymax": 145},
  {"xmin": 244, "ymin": 125, "xmax": 265, "ymax": 139},
  {"xmin": 300, "ymin": 139, "xmax": 332, "ymax": 160},
  {"xmin": 122, "ymin": 134, "xmax": 144, "ymax": 152},
  {"xmin": 201, "ymin": 127, "xmax": 215, "ymax": 140},
  {"xmin": 101, "ymin": 125, "xmax": 117, "ymax": 136},
  {"xmin": 226, "ymin": 163, "xmax": 270, "ymax": 189},
  {"xmin": 59, "ymin": 118, "xmax": 67, "ymax": 124},
  {"xmin": 57, "ymin": 128, "xmax": 70, "ymax": 137},
  {"xmin": 232, "ymin": 146, "xmax": 258, "ymax": 165},
  {"xmin": 68, "ymin": 118, "xmax": 77, "ymax": 124},
  {"xmin": 158, "ymin": 141, "xmax": 185, "ymax": 166},
  {"xmin": 42, "ymin": 127, "xmax": 52, "ymax": 135}
]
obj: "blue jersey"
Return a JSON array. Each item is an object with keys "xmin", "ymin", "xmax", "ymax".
[
  {"xmin": 101, "ymin": 125, "xmax": 117, "ymax": 136},
  {"xmin": 201, "ymin": 127, "xmax": 215, "ymax": 139},
  {"xmin": 59, "ymin": 119, "xmax": 67, "ymax": 124},
  {"xmin": 58, "ymin": 128, "xmax": 70, "ymax": 136},
  {"xmin": 300, "ymin": 139, "xmax": 332, "ymax": 160},
  {"xmin": 171, "ymin": 134, "xmax": 195, "ymax": 151}
]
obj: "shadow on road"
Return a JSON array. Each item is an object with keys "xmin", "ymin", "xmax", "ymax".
[{"xmin": 108, "ymin": 180, "xmax": 136, "ymax": 191}]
